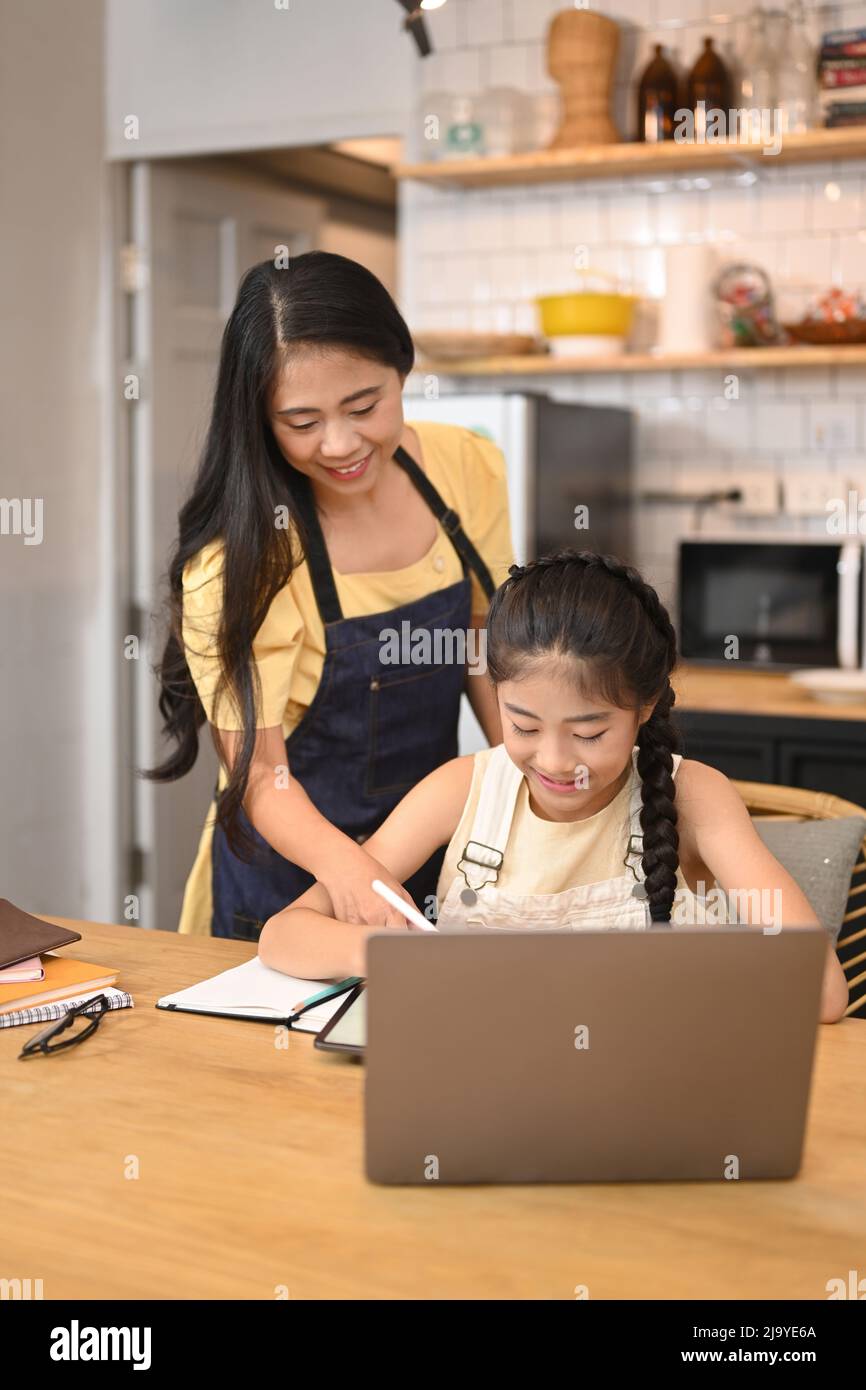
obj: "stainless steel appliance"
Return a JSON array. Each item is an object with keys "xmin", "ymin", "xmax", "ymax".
[
  {"xmin": 402, "ymin": 390, "xmax": 633, "ymax": 563},
  {"xmin": 679, "ymin": 535, "xmax": 866, "ymax": 669}
]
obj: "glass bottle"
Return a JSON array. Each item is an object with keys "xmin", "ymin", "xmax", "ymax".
[
  {"xmin": 687, "ymin": 36, "xmax": 732, "ymax": 139},
  {"xmin": 637, "ymin": 43, "xmax": 680, "ymax": 142}
]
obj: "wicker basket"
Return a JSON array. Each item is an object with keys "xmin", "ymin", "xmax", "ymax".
[{"xmin": 784, "ymin": 319, "xmax": 866, "ymax": 345}]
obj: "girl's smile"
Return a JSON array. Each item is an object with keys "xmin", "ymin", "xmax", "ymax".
[{"xmin": 530, "ymin": 766, "xmax": 583, "ymax": 794}]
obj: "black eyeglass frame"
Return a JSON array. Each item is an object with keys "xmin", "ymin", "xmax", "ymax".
[{"xmin": 18, "ymin": 993, "xmax": 112, "ymax": 1059}]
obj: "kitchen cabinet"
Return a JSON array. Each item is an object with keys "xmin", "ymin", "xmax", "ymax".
[
  {"xmin": 675, "ymin": 711, "xmax": 866, "ymax": 807},
  {"xmin": 105, "ymin": 0, "xmax": 411, "ymax": 160}
]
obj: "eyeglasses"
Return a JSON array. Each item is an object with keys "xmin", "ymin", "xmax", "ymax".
[{"xmin": 18, "ymin": 994, "xmax": 113, "ymax": 1059}]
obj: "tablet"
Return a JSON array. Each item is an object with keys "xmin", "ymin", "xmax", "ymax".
[{"xmin": 314, "ymin": 982, "xmax": 365, "ymax": 1056}]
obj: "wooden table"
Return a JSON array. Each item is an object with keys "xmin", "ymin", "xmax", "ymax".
[{"xmin": 1, "ymin": 921, "xmax": 864, "ymax": 1300}]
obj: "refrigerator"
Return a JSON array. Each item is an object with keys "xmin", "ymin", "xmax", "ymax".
[{"xmin": 402, "ymin": 391, "xmax": 633, "ymax": 750}]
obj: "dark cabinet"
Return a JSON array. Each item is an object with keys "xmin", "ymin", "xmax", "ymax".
[
  {"xmin": 673, "ymin": 709, "xmax": 866, "ymax": 1018},
  {"xmin": 778, "ymin": 740, "xmax": 866, "ymax": 807},
  {"xmin": 674, "ymin": 712, "xmax": 866, "ymax": 807},
  {"xmin": 675, "ymin": 732, "xmax": 775, "ymax": 784}
]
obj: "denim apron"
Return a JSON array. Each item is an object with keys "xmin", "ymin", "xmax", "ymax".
[{"xmin": 211, "ymin": 444, "xmax": 496, "ymax": 940}]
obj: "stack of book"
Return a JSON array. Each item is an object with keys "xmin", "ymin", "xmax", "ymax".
[
  {"xmin": 0, "ymin": 898, "xmax": 131, "ymax": 1029},
  {"xmin": 820, "ymin": 26, "xmax": 866, "ymax": 127}
]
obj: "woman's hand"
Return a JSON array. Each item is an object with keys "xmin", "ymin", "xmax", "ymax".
[{"xmin": 316, "ymin": 842, "xmax": 423, "ymax": 928}]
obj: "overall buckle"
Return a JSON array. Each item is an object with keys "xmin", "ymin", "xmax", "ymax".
[
  {"xmin": 624, "ymin": 832, "xmax": 644, "ymax": 881},
  {"xmin": 457, "ymin": 840, "xmax": 504, "ymax": 894}
]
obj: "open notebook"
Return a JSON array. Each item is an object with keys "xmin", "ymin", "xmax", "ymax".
[{"xmin": 156, "ymin": 957, "xmax": 354, "ymax": 1034}]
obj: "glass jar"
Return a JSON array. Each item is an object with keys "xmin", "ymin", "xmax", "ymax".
[
  {"xmin": 738, "ymin": 7, "xmax": 774, "ymax": 142},
  {"xmin": 475, "ymin": 87, "xmax": 534, "ymax": 157},
  {"xmin": 444, "ymin": 95, "xmax": 485, "ymax": 159},
  {"xmin": 775, "ymin": 0, "xmax": 818, "ymax": 133}
]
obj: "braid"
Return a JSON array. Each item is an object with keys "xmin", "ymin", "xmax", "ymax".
[
  {"xmin": 635, "ymin": 681, "xmax": 681, "ymax": 923},
  {"xmin": 506, "ymin": 551, "xmax": 682, "ymax": 923},
  {"xmin": 591, "ymin": 557, "xmax": 681, "ymax": 923},
  {"xmin": 587, "ymin": 556, "xmax": 681, "ymax": 923}
]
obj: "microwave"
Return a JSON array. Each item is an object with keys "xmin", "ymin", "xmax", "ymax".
[{"xmin": 678, "ymin": 536, "xmax": 866, "ymax": 670}]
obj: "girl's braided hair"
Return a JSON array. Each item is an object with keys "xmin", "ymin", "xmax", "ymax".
[{"xmin": 486, "ymin": 550, "xmax": 682, "ymax": 923}]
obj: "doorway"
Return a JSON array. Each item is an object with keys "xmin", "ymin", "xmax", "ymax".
[{"xmin": 120, "ymin": 140, "xmax": 399, "ymax": 934}]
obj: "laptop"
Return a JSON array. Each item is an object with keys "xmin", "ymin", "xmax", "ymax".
[{"xmin": 363, "ymin": 926, "xmax": 827, "ymax": 1185}]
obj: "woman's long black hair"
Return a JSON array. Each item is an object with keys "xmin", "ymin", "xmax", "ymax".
[
  {"xmin": 142, "ymin": 252, "xmax": 415, "ymax": 858},
  {"xmin": 485, "ymin": 550, "xmax": 682, "ymax": 923}
]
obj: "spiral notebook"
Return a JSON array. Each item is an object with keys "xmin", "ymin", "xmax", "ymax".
[
  {"xmin": 0, "ymin": 987, "xmax": 133, "ymax": 1029},
  {"xmin": 156, "ymin": 956, "xmax": 353, "ymax": 1034}
]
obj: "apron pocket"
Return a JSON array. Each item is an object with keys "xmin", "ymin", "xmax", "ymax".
[
  {"xmin": 231, "ymin": 912, "xmax": 265, "ymax": 943},
  {"xmin": 366, "ymin": 667, "xmax": 460, "ymax": 796}
]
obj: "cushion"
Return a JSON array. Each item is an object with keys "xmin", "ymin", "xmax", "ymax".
[{"xmin": 751, "ymin": 815, "xmax": 866, "ymax": 943}]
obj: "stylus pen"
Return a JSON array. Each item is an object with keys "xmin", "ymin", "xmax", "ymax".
[
  {"xmin": 289, "ymin": 977, "xmax": 363, "ymax": 1019},
  {"xmin": 371, "ymin": 878, "xmax": 438, "ymax": 932}
]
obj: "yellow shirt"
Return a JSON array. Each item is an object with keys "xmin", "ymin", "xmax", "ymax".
[{"xmin": 177, "ymin": 420, "xmax": 515, "ymax": 935}]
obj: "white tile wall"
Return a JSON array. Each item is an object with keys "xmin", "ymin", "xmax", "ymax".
[
  {"xmin": 406, "ymin": 0, "xmax": 866, "ymax": 594},
  {"xmin": 465, "ymin": 0, "xmax": 507, "ymax": 49}
]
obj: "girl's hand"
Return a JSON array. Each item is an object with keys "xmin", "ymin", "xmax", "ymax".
[{"xmin": 317, "ymin": 844, "xmax": 422, "ymax": 928}]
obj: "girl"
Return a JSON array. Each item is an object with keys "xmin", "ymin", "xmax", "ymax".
[
  {"xmin": 258, "ymin": 551, "xmax": 850, "ymax": 1023},
  {"xmin": 145, "ymin": 252, "xmax": 513, "ymax": 939}
]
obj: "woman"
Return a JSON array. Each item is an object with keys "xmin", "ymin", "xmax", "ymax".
[{"xmin": 146, "ymin": 251, "xmax": 514, "ymax": 940}]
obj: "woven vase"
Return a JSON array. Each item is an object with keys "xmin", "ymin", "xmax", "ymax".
[{"xmin": 547, "ymin": 9, "xmax": 621, "ymax": 146}]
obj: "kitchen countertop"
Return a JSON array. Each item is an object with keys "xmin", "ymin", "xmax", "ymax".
[{"xmin": 673, "ymin": 664, "xmax": 866, "ymax": 721}]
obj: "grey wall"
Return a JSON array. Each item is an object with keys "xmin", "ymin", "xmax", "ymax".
[{"xmin": 0, "ymin": 0, "xmax": 120, "ymax": 922}]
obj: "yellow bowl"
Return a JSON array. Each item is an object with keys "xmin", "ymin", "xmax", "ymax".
[{"xmin": 537, "ymin": 292, "xmax": 637, "ymax": 337}]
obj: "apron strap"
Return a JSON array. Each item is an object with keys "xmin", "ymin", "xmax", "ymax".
[
  {"xmin": 288, "ymin": 471, "xmax": 343, "ymax": 626},
  {"xmin": 456, "ymin": 745, "xmax": 523, "ymax": 892},
  {"xmin": 393, "ymin": 444, "xmax": 497, "ymax": 606}
]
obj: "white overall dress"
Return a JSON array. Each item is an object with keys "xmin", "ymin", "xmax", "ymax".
[{"xmin": 436, "ymin": 744, "xmax": 707, "ymax": 931}]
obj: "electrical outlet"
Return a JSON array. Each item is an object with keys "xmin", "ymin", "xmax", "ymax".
[
  {"xmin": 674, "ymin": 470, "xmax": 779, "ymax": 516},
  {"xmin": 783, "ymin": 472, "xmax": 845, "ymax": 518},
  {"xmin": 724, "ymin": 472, "xmax": 780, "ymax": 516}
]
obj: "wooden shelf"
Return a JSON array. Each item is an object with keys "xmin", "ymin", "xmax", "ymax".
[
  {"xmin": 415, "ymin": 344, "xmax": 866, "ymax": 376},
  {"xmin": 396, "ymin": 127, "xmax": 866, "ymax": 188}
]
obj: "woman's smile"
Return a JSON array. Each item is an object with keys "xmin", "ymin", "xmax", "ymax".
[{"xmin": 320, "ymin": 450, "xmax": 373, "ymax": 481}]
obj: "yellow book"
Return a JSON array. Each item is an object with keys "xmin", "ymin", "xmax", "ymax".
[{"xmin": 0, "ymin": 954, "xmax": 118, "ymax": 1014}]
